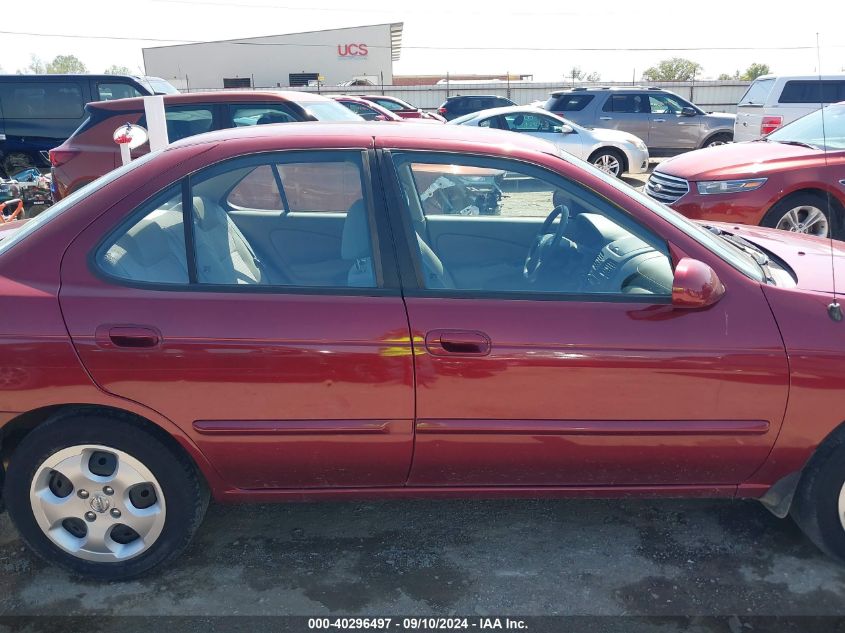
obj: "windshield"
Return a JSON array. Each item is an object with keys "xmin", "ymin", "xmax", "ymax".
[
  {"xmin": 556, "ymin": 151, "xmax": 765, "ymax": 282},
  {"xmin": 296, "ymin": 100, "xmax": 363, "ymax": 122},
  {"xmin": 141, "ymin": 77, "xmax": 179, "ymax": 95},
  {"xmin": 739, "ymin": 78, "xmax": 775, "ymax": 106},
  {"xmin": 767, "ymin": 103, "xmax": 845, "ymax": 150},
  {"xmin": 0, "ymin": 151, "xmax": 161, "ymax": 257}
]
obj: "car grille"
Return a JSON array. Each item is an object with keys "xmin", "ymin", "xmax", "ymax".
[{"xmin": 645, "ymin": 171, "xmax": 690, "ymax": 204}]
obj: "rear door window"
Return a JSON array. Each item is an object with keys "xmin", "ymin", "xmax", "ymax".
[
  {"xmin": 0, "ymin": 82, "xmax": 84, "ymax": 118},
  {"xmin": 602, "ymin": 94, "xmax": 648, "ymax": 113}
]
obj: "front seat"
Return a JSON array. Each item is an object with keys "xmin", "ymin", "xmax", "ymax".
[
  {"xmin": 341, "ymin": 200, "xmax": 376, "ymax": 287},
  {"xmin": 192, "ymin": 196, "xmax": 268, "ymax": 285}
]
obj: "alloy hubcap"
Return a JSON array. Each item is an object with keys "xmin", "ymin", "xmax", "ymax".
[
  {"xmin": 775, "ymin": 205, "xmax": 829, "ymax": 237},
  {"xmin": 29, "ymin": 445, "xmax": 166, "ymax": 562},
  {"xmin": 707, "ymin": 140, "xmax": 728, "ymax": 147},
  {"xmin": 594, "ymin": 154, "xmax": 621, "ymax": 176}
]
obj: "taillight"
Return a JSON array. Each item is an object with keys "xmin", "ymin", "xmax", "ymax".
[
  {"xmin": 760, "ymin": 115, "xmax": 783, "ymax": 136},
  {"xmin": 438, "ymin": 107, "xmax": 447, "ymax": 115},
  {"xmin": 49, "ymin": 149, "xmax": 78, "ymax": 167}
]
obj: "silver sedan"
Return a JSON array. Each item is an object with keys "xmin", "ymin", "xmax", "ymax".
[{"xmin": 450, "ymin": 106, "xmax": 649, "ymax": 178}]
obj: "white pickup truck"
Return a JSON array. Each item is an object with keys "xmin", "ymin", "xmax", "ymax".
[{"xmin": 734, "ymin": 74, "xmax": 845, "ymax": 142}]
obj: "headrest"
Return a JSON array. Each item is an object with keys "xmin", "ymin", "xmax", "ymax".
[
  {"xmin": 341, "ymin": 199, "xmax": 370, "ymax": 260},
  {"xmin": 193, "ymin": 196, "xmax": 224, "ymax": 230}
]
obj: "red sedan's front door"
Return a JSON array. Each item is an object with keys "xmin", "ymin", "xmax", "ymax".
[
  {"xmin": 384, "ymin": 150, "xmax": 789, "ymax": 489},
  {"xmin": 59, "ymin": 149, "xmax": 415, "ymax": 491}
]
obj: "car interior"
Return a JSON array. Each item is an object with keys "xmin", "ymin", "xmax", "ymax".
[{"xmin": 98, "ymin": 154, "xmax": 673, "ymax": 298}]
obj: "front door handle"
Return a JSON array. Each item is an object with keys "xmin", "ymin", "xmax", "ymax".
[
  {"xmin": 653, "ymin": 118, "xmax": 666, "ymax": 122},
  {"xmin": 425, "ymin": 330, "xmax": 491, "ymax": 356},
  {"xmin": 96, "ymin": 325, "xmax": 162, "ymax": 349},
  {"xmin": 599, "ymin": 116, "xmax": 613, "ymax": 121}
]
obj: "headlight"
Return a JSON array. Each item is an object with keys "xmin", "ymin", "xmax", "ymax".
[
  {"xmin": 633, "ymin": 140, "xmax": 648, "ymax": 152},
  {"xmin": 696, "ymin": 178, "xmax": 767, "ymax": 195}
]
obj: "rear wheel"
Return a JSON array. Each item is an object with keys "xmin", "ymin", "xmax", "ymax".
[
  {"xmin": 3, "ymin": 410, "xmax": 208, "ymax": 580},
  {"xmin": 589, "ymin": 149, "xmax": 625, "ymax": 178},
  {"xmin": 761, "ymin": 193, "xmax": 832, "ymax": 238}
]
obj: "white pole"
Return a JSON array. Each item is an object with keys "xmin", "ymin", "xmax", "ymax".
[
  {"xmin": 144, "ymin": 95, "xmax": 169, "ymax": 151},
  {"xmin": 119, "ymin": 143, "xmax": 131, "ymax": 166}
]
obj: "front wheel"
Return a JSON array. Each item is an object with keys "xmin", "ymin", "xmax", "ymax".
[
  {"xmin": 703, "ymin": 133, "xmax": 732, "ymax": 148},
  {"xmin": 761, "ymin": 193, "xmax": 832, "ymax": 238},
  {"xmin": 792, "ymin": 440, "xmax": 845, "ymax": 561},
  {"xmin": 589, "ymin": 149, "xmax": 625, "ymax": 178},
  {"xmin": 3, "ymin": 410, "xmax": 209, "ymax": 580}
]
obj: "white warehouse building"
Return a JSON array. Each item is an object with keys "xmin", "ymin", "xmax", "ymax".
[{"xmin": 142, "ymin": 23, "xmax": 403, "ymax": 91}]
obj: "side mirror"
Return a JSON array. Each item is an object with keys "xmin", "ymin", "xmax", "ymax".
[
  {"xmin": 672, "ymin": 258, "xmax": 725, "ymax": 308},
  {"xmin": 374, "ymin": 114, "xmax": 389, "ymax": 121},
  {"xmin": 559, "ymin": 124, "xmax": 575, "ymax": 134},
  {"xmin": 681, "ymin": 106, "xmax": 697, "ymax": 117}
]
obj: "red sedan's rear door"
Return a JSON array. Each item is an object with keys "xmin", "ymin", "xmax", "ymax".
[{"xmin": 59, "ymin": 147, "xmax": 416, "ymax": 491}]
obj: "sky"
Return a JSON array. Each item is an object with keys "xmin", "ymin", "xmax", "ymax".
[{"xmin": 1, "ymin": 0, "xmax": 844, "ymax": 82}]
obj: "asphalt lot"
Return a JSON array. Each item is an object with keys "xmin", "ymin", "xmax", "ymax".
[{"xmin": 2, "ymin": 496, "xmax": 845, "ymax": 625}]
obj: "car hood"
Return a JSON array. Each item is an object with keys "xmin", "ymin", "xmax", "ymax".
[
  {"xmin": 657, "ymin": 140, "xmax": 820, "ymax": 180},
  {"xmin": 588, "ymin": 127, "xmax": 642, "ymax": 145},
  {"xmin": 708, "ymin": 221, "xmax": 844, "ymax": 293},
  {"xmin": 704, "ymin": 112, "xmax": 736, "ymax": 124}
]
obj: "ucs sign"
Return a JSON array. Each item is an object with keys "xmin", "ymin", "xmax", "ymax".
[{"xmin": 338, "ymin": 43, "xmax": 368, "ymax": 58}]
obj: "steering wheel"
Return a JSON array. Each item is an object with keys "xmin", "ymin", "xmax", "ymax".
[{"xmin": 523, "ymin": 205, "xmax": 571, "ymax": 282}]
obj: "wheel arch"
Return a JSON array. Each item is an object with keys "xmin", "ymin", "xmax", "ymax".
[
  {"xmin": 763, "ymin": 187, "xmax": 845, "ymax": 232},
  {"xmin": 0, "ymin": 403, "xmax": 218, "ymax": 500},
  {"xmin": 588, "ymin": 146, "xmax": 628, "ymax": 173},
  {"xmin": 759, "ymin": 418, "xmax": 845, "ymax": 518},
  {"xmin": 699, "ymin": 130, "xmax": 733, "ymax": 148}
]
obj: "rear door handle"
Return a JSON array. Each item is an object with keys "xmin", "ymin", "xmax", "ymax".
[
  {"xmin": 425, "ymin": 330, "xmax": 491, "ymax": 356},
  {"xmin": 653, "ymin": 118, "xmax": 666, "ymax": 122},
  {"xmin": 96, "ymin": 325, "xmax": 162, "ymax": 349},
  {"xmin": 599, "ymin": 116, "xmax": 613, "ymax": 121}
]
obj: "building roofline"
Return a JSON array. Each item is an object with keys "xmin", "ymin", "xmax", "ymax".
[{"xmin": 142, "ymin": 22, "xmax": 403, "ymax": 58}]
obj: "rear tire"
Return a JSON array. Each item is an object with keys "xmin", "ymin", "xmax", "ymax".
[
  {"xmin": 761, "ymin": 192, "xmax": 833, "ymax": 238},
  {"xmin": 791, "ymin": 439, "xmax": 845, "ymax": 561},
  {"xmin": 589, "ymin": 148, "xmax": 626, "ymax": 178},
  {"xmin": 3, "ymin": 410, "xmax": 209, "ymax": 580}
]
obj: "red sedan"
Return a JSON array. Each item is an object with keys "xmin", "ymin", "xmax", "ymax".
[
  {"xmin": 2, "ymin": 122, "xmax": 845, "ymax": 580},
  {"xmin": 359, "ymin": 94, "xmax": 446, "ymax": 122},
  {"xmin": 646, "ymin": 103, "xmax": 845, "ymax": 238},
  {"xmin": 332, "ymin": 95, "xmax": 403, "ymax": 121}
]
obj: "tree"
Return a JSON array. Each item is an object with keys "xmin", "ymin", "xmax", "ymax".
[
  {"xmin": 104, "ymin": 64, "xmax": 133, "ymax": 75},
  {"xmin": 566, "ymin": 66, "xmax": 601, "ymax": 84},
  {"xmin": 642, "ymin": 58, "xmax": 702, "ymax": 82},
  {"xmin": 18, "ymin": 54, "xmax": 45, "ymax": 74},
  {"xmin": 719, "ymin": 63, "xmax": 771, "ymax": 81},
  {"xmin": 45, "ymin": 54, "xmax": 88, "ymax": 74},
  {"xmin": 740, "ymin": 63, "xmax": 771, "ymax": 80}
]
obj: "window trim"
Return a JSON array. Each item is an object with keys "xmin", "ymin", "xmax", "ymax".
[
  {"xmin": 90, "ymin": 149, "xmax": 400, "ymax": 296},
  {"xmin": 381, "ymin": 149, "xmax": 673, "ymax": 304}
]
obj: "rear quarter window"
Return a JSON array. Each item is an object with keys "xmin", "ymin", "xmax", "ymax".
[
  {"xmin": 546, "ymin": 94, "xmax": 594, "ymax": 112},
  {"xmin": 739, "ymin": 78, "xmax": 775, "ymax": 106},
  {"xmin": 0, "ymin": 82, "xmax": 84, "ymax": 118},
  {"xmin": 778, "ymin": 80, "xmax": 845, "ymax": 104}
]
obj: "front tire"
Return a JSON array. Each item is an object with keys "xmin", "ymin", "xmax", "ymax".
[
  {"xmin": 3, "ymin": 410, "xmax": 208, "ymax": 580},
  {"xmin": 589, "ymin": 149, "xmax": 625, "ymax": 178},
  {"xmin": 702, "ymin": 132, "xmax": 732, "ymax": 148},
  {"xmin": 761, "ymin": 193, "xmax": 832, "ymax": 238},
  {"xmin": 792, "ymin": 439, "xmax": 845, "ymax": 561}
]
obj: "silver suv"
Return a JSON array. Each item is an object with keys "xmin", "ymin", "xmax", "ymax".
[{"xmin": 542, "ymin": 87, "xmax": 735, "ymax": 156}]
